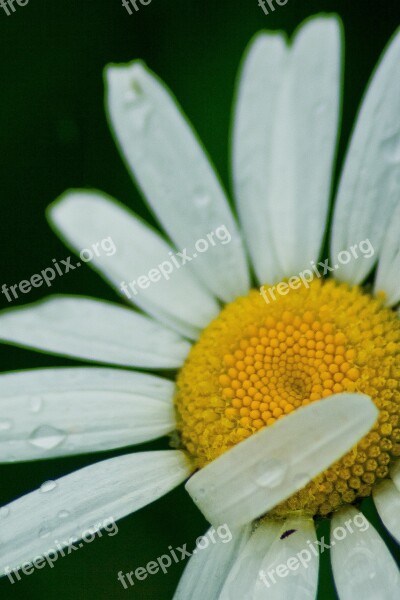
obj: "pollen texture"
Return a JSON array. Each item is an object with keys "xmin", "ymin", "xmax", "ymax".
[{"xmin": 175, "ymin": 279, "xmax": 400, "ymax": 516}]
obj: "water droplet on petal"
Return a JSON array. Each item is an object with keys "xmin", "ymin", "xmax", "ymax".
[
  {"xmin": 193, "ymin": 190, "xmax": 211, "ymax": 208},
  {"xmin": 382, "ymin": 131, "xmax": 400, "ymax": 163},
  {"xmin": 0, "ymin": 420, "xmax": 13, "ymax": 432},
  {"xmin": 30, "ymin": 396, "xmax": 43, "ymax": 413},
  {"xmin": 128, "ymin": 103, "xmax": 152, "ymax": 132},
  {"xmin": 39, "ymin": 525, "xmax": 51, "ymax": 539},
  {"xmin": 41, "ymin": 480, "xmax": 57, "ymax": 493},
  {"xmin": 293, "ymin": 472, "xmax": 311, "ymax": 489},
  {"xmin": 0, "ymin": 506, "xmax": 10, "ymax": 518},
  {"xmin": 29, "ymin": 425, "xmax": 66, "ymax": 450},
  {"xmin": 124, "ymin": 79, "xmax": 144, "ymax": 103},
  {"xmin": 315, "ymin": 102, "xmax": 327, "ymax": 115},
  {"xmin": 345, "ymin": 547, "xmax": 376, "ymax": 580},
  {"xmin": 255, "ymin": 458, "xmax": 288, "ymax": 489}
]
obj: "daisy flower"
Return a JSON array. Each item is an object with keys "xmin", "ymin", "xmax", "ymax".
[{"xmin": 1, "ymin": 13, "xmax": 400, "ymax": 599}]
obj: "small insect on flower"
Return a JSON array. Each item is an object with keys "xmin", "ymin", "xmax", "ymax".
[{"xmin": 280, "ymin": 529, "xmax": 297, "ymax": 540}]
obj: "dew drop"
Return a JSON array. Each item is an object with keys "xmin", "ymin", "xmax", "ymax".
[
  {"xmin": 0, "ymin": 420, "xmax": 12, "ymax": 432},
  {"xmin": 129, "ymin": 104, "xmax": 152, "ymax": 131},
  {"xmin": 39, "ymin": 525, "xmax": 51, "ymax": 539},
  {"xmin": 293, "ymin": 472, "xmax": 311, "ymax": 489},
  {"xmin": 193, "ymin": 191, "xmax": 211, "ymax": 208},
  {"xmin": 124, "ymin": 79, "xmax": 143, "ymax": 105},
  {"xmin": 41, "ymin": 480, "xmax": 57, "ymax": 493},
  {"xmin": 255, "ymin": 458, "xmax": 288, "ymax": 489},
  {"xmin": 197, "ymin": 487, "xmax": 207, "ymax": 498},
  {"xmin": 29, "ymin": 425, "xmax": 67, "ymax": 450},
  {"xmin": 315, "ymin": 102, "xmax": 327, "ymax": 116},
  {"xmin": 345, "ymin": 547, "xmax": 375, "ymax": 578},
  {"xmin": 0, "ymin": 506, "xmax": 10, "ymax": 518},
  {"xmin": 382, "ymin": 131, "xmax": 400, "ymax": 163},
  {"xmin": 30, "ymin": 396, "xmax": 43, "ymax": 413}
]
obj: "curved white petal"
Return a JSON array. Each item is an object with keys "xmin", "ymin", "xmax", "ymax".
[
  {"xmin": 49, "ymin": 191, "xmax": 220, "ymax": 339},
  {"xmin": 0, "ymin": 368, "xmax": 176, "ymax": 462},
  {"xmin": 173, "ymin": 525, "xmax": 251, "ymax": 600},
  {"xmin": 331, "ymin": 506, "xmax": 400, "ymax": 600},
  {"xmin": 232, "ymin": 31, "xmax": 288, "ymax": 284},
  {"xmin": 0, "ymin": 450, "xmax": 192, "ymax": 577},
  {"xmin": 220, "ymin": 517, "xmax": 318, "ymax": 600},
  {"xmin": 374, "ymin": 203, "xmax": 400, "ymax": 305},
  {"xmin": 0, "ymin": 296, "xmax": 191, "ymax": 368},
  {"xmin": 186, "ymin": 393, "xmax": 378, "ymax": 528},
  {"xmin": 255, "ymin": 517, "xmax": 318, "ymax": 600},
  {"xmin": 233, "ymin": 16, "xmax": 341, "ymax": 283},
  {"xmin": 105, "ymin": 62, "xmax": 250, "ymax": 302},
  {"xmin": 219, "ymin": 521, "xmax": 280, "ymax": 600},
  {"xmin": 373, "ymin": 479, "xmax": 400, "ymax": 544},
  {"xmin": 331, "ymin": 28, "xmax": 400, "ymax": 284}
]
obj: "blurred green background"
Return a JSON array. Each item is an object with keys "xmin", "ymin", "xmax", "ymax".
[{"xmin": 1, "ymin": 0, "xmax": 399, "ymax": 598}]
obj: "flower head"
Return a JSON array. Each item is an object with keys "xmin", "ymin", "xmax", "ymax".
[{"xmin": 0, "ymin": 13, "xmax": 400, "ymax": 599}]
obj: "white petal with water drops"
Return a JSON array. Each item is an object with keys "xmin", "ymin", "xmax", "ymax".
[
  {"xmin": 331, "ymin": 28, "xmax": 400, "ymax": 284},
  {"xmin": 106, "ymin": 62, "xmax": 250, "ymax": 302},
  {"xmin": 186, "ymin": 393, "xmax": 378, "ymax": 527},
  {"xmin": 373, "ymin": 479, "xmax": 400, "ymax": 544},
  {"xmin": 0, "ymin": 295, "xmax": 191, "ymax": 366},
  {"xmin": 331, "ymin": 506, "xmax": 400, "ymax": 600},
  {"xmin": 0, "ymin": 450, "xmax": 191, "ymax": 576},
  {"xmin": 173, "ymin": 525, "xmax": 251, "ymax": 600},
  {"xmin": 0, "ymin": 368, "xmax": 177, "ymax": 462}
]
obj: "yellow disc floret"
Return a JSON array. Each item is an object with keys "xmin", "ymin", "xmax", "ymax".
[{"xmin": 175, "ymin": 279, "xmax": 400, "ymax": 517}]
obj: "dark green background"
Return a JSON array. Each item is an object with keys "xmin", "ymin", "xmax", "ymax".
[{"xmin": 1, "ymin": 0, "xmax": 399, "ymax": 598}]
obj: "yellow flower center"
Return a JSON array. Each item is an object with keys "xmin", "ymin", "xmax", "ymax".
[{"xmin": 175, "ymin": 279, "xmax": 400, "ymax": 516}]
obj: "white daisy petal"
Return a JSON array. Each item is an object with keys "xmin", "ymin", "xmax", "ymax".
[
  {"xmin": 255, "ymin": 517, "xmax": 318, "ymax": 600},
  {"xmin": 220, "ymin": 517, "xmax": 318, "ymax": 600},
  {"xmin": 219, "ymin": 521, "xmax": 281, "ymax": 600},
  {"xmin": 49, "ymin": 191, "xmax": 220, "ymax": 339},
  {"xmin": 331, "ymin": 506, "xmax": 400, "ymax": 600},
  {"xmin": 232, "ymin": 31, "xmax": 288, "ymax": 284},
  {"xmin": 186, "ymin": 393, "xmax": 378, "ymax": 528},
  {"xmin": 0, "ymin": 296, "xmax": 191, "ymax": 368},
  {"xmin": 234, "ymin": 17, "xmax": 341, "ymax": 283},
  {"xmin": 373, "ymin": 479, "xmax": 400, "ymax": 544},
  {"xmin": 0, "ymin": 368, "xmax": 176, "ymax": 462},
  {"xmin": 173, "ymin": 525, "xmax": 251, "ymax": 600},
  {"xmin": 106, "ymin": 62, "xmax": 250, "ymax": 303},
  {"xmin": 331, "ymin": 28, "xmax": 400, "ymax": 285},
  {"xmin": 374, "ymin": 203, "xmax": 400, "ymax": 305},
  {"xmin": 0, "ymin": 450, "xmax": 192, "ymax": 577}
]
